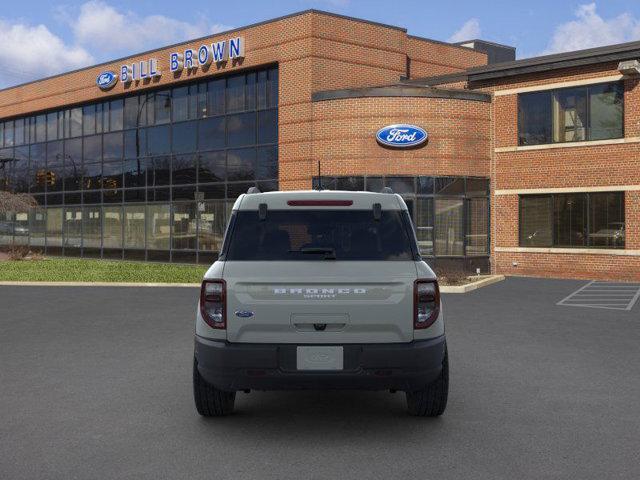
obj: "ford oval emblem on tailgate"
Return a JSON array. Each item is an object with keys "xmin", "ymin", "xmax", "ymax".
[
  {"xmin": 376, "ymin": 124, "xmax": 428, "ymax": 148},
  {"xmin": 235, "ymin": 310, "xmax": 254, "ymax": 318}
]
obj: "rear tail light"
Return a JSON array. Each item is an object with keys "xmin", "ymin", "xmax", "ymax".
[
  {"xmin": 200, "ymin": 280, "xmax": 226, "ymax": 329},
  {"xmin": 414, "ymin": 280, "xmax": 440, "ymax": 329}
]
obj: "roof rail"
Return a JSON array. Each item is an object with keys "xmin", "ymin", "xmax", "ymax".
[
  {"xmin": 247, "ymin": 186, "xmax": 261, "ymax": 194},
  {"xmin": 381, "ymin": 187, "xmax": 394, "ymax": 194}
]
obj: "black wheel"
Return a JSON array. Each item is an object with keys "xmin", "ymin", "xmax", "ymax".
[
  {"xmin": 193, "ymin": 358, "xmax": 236, "ymax": 416},
  {"xmin": 406, "ymin": 346, "xmax": 449, "ymax": 417}
]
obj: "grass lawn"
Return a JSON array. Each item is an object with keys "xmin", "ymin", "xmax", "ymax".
[{"xmin": 0, "ymin": 258, "xmax": 208, "ymax": 283}]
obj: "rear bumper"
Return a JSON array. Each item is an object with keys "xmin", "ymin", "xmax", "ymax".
[{"xmin": 194, "ymin": 335, "xmax": 446, "ymax": 392}]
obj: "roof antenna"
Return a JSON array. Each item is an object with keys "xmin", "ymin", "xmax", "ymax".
[{"xmin": 317, "ymin": 160, "xmax": 322, "ymax": 191}]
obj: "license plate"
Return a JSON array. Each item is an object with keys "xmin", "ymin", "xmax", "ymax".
[{"xmin": 296, "ymin": 346, "xmax": 343, "ymax": 370}]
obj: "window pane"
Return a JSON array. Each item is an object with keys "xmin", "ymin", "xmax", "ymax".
[
  {"xmin": 588, "ymin": 192, "xmax": 625, "ymax": 248},
  {"xmin": 386, "ymin": 176, "xmax": 414, "ymax": 194},
  {"xmin": 103, "ymin": 206, "xmax": 122, "ymax": 248},
  {"xmin": 366, "ymin": 177, "xmax": 384, "ymax": 192},
  {"xmin": 124, "ymin": 96, "xmax": 139, "ymax": 129},
  {"xmin": 466, "ymin": 197, "xmax": 488, "ymax": 255},
  {"xmin": 123, "ymin": 158, "xmax": 146, "ymax": 187},
  {"xmin": 147, "ymin": 125, "xmax": 171, "ymax": 155},
  {"xmin": 172, "ymin": 86, "xmax": 189, "ymax": 122},
  {"xmin": 46, "ymin": 207, "xmax": 63, "ymax": 247},
  {"xmin": 257, "ymin": 109, "xmax": 277, "ymax": 144},
  {"xmin": 63, "ymin": 138, "xmax": 82, "ymax": 192},
  {"xmin": 70, "ymin": 108, "xmax": 82, "ymax": 137},
  {"xmin": 227, "ymin": 112, "xmax": 256, "ymax": 147},
  {"xmin": 416, "ymin": 197, "xmax": 434, "ymax": 256},
  {"xmin": 150, "ymin": 155, "xmax": 171, "ymax": 186},
  {"xmin": 553, "ymin": 87, "xmax": 587, "ymax": 142},
  {"xmin": 35, "ymin": 115, "xmax": 46, "ymax": 143},
  {"xmin": 417, "ymin": 176, "xmax": 434, "ymax": 194},
  {"xmin": 207, "ymin": 79, "xmax": 225, "ymax": 116},
  {"xmin": 31, "ymin": 143, "xmax": 49, "ymax": 193},
  {"xmin": 198, "ymin": 151, "xmax": 225, "ymax": 183},
  {"xmin": 518, "ymin": 91, "xmax": 551, "ymax": 145},
  {"xmin": 124, "ymin": 128, "xmax": 145, "ymax": 158},
  {"xmin": 64, "ymin": 207, "xmax": 82, "ymax": 248},
  {"xmin": 172, "ymin": 120, "xmax": 197, "ymax": 153},
  {"xmin": 83, "ymin": 135, "xmax": 102, "ymax": 163},
  {"xmin": 198, "ymin": 116, "xmax": 225, "ymax": 150},
  {"xmin": 198, "ymin": 201, "xmax": 226, "ymax": 253},
  {"xmin": 257, "ymin": 70, "xmax": 268, "ymax": 109},
  {"xmin": 435, "ymin": 198, "xmax": 464, "ymax": 256},
  {"xmin": 246, "ymin": 72, "xmax": 256, "ymax": 110},
  {"xmin": 554, "ymin": 193, "xmax": 587, "ymax": 247},
  {"xmin": 466, "ymin": 178, "xmax": 489, "ymax": 196},
  {"xmin": 124, "ymin": 205, "xmax": 145, "ymax": 249},
  {"xmin": 29, "ymin": 207, "xmax": 46, "ymax": 247},
  {"xmin": 226, "ymin": 75, "xmax": 245, "ymax": 113},
  {"xmin": 154, "ymin": 91, "xmax": 171, "ymax": 124},
  {"xmin": 103, "ymin": 132, "xmax": 123, "ymax": 160},
  {"xmin": 147, "ymin": 204, "xmax": 170, "ymax": 250},
  {"xmin": 172, "ymin": 202, "xmax": 197, "ymax": 250},
  {"xmin": 83, "ymin": 206, "xmax": 101, "ymax": 249},
  {"xmin": 435, "ymin": 177, "xmax": 464, "ymax": 195},
  {"xmin": 268, "ymin": 68, "xmax": 278, "ymax": 108},
  {"xmin": 47, "ymin": 113, "xmax": 58, "ymax": 141},
  {"xmin": 172, "ymin": 154, "xmax": 197, "ymax": 185},
  {"xmin": 83, "ymin": 105, "xmax": 96, "ymax": 135},
  {"xmin": 102, "ymin": 160, "xmax": 122, "ymax": 190},
  {"xmin": 519, "ymin": 196, "xmax": 553, "ymax": 247},
  {"xmin": 4, "ymin": 121, "xmax": 14, "ymax": 146},
  {"xmin": 13, "ymin": 146, "xmax": 29, "ymax": 193},
  {"xmin": 589, "ymin": 83, "xmax": 623, "ymax": 141},
  {"xmin": 256, "ymin": 146, "xmax": 278, "ymax": 180},
  {"xmin": 109, "ymin": 100, "xmax": 123, "ymax": 131},
  {"xmin": 45, "ymin": 141, "xmax": 65, "ymax": 192},
  {"xmin": 227, "ymin": 148, "xmax": 255, "ymax": 181}
]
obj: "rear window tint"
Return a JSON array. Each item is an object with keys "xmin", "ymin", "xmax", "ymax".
[{"xmin": 225, "ymin": 209, "xmax": 416, "ymax": 261}]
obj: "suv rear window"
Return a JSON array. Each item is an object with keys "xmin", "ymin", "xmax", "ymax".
[{"xmin": 225, "ymin": 209, "xmax": 417, "ymax": 261}]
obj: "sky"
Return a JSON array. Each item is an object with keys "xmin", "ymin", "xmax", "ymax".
[{"xmin": 2, "ymin": 0, "xmax": 640, "ymax": 88}]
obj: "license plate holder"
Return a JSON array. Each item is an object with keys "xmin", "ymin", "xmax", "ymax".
[{"xmin": 296, "ymin": 346, "xmax": 344, "ymax": 370}]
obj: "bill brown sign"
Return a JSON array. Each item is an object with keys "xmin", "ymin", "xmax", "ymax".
[{"xmin": 97, "ymin": 36, "xmax": 245, "ymax": 89}]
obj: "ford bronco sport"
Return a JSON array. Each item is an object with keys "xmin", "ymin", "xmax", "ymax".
[{"xmin": 193, "ymin": 189, "xmax": 448, "ymax": 416}]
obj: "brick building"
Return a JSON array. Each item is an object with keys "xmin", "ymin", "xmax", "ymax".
[{"xmin": 0, "ymin": 10, "xmax": 637, "ymax": 280}]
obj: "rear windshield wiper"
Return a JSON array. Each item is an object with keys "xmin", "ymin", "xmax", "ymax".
[{"xmin": 290, "ymin": 247, "xmax": 337, "ymax": 260}]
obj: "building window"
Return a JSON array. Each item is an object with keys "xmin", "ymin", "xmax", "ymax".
[
  {"xmin": 519, "ymin": 192, "xmax": 625, "ymax": 248},
  {"xmin": 518, "ymin": 82, "xmax": 623, "ymax": 145}
]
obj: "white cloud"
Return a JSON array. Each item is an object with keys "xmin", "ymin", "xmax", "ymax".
[
  {"xmin": 0, "ymin": 1, "xmax": 233, "ymax": 88},
  {"xmin": 70, "ymin": 1, "xmax": 232, "ymax": 55},
  {"xmin": 0, "ymin": 20, "xmax": 93, "ymax": 88},
  {"xmin": 448, "ymin": 18, "xmax": 481, "ymax": 43},
  {"xmin": 542, "ymin": 3, "xmax": 640, "ymax": 54}
]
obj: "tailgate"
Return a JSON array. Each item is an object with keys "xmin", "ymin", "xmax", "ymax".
[{"xmin": 224, "ymin": 261, "xmax": 417, "ymax": 343}]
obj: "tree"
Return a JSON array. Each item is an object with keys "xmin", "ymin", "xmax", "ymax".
[{"xmin": 0, "ymin": 191, "xmax": 37, "ymax": 215}]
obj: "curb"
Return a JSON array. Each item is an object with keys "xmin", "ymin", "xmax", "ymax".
[
  {"xmin": 0, "ymin": 281, "xmax": 199, "ymax": 288},
  {"xmin": 440, "ymin": 275, "xmax": 505, "ymax": 294}
]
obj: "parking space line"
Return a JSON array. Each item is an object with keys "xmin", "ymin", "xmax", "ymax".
[{"xmin": 557, "ymin": 281, "xmax": 640, "ymax": 311}]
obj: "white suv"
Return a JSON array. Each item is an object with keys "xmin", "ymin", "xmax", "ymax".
[{"xmin": 193, "ymin": 189, "xmax": 448, "ymax": 416}]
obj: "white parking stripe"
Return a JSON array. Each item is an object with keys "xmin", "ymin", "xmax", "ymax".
[{"xmin": 557, "ymin": 281, "xmax": 640, "ymax": 311}]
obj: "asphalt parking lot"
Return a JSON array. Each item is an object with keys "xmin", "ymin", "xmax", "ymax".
[{"xmin": 1, "ymin": 277, "xmax": 639, "ymax": 480}]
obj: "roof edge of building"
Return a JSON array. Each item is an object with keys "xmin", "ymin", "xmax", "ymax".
[
  {"xmin": 406, "ymin": 34, "xmax": 484, "ymax": 54},
  {"xmin": 0, "ymin": 9, "xmax": 407, "ymax": 95},
  {"xmin": 311, "ymin": 85, "xmax": 491, "ymax": 103},
  {"xmin": 467, "ymin": 40, "xmax": 640, "ymax": 81}
]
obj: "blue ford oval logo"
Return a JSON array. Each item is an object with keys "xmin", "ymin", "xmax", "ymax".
[
  {"xmin": 96, "ymin": 71, "xmax": 118, "ymax": 90},
  {"xmin": 376, "ymin": 124, "xmax": 428, "ymax": 148},
  {"xmin": 235, "ymin": 310, "xmax": 254, "ymax": 318}
]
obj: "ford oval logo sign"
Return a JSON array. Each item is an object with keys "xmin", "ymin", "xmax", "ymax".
[
  {"xmin": 96, "ymin": 71, "xmax": 118, "ymax": 90},
  {"xmin": 235, "ymin": 310, "xmax": 254, "ymax": 318},
  {"xmin": 376, "ymin": 124, "xmax": 428, "ymax": 148}
]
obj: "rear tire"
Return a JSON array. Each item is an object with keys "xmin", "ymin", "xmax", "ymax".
[
  {"xmin": 406, "ymin": 346, "xmax": 449, "ymax": 417},
  {"xmin": 193, "ymin": 358, "xmax": 236, "ymax": 416}
]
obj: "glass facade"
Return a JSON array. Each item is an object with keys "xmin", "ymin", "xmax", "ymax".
[
  {"xmin": 313, "ymin": 175, "xmax": 490, "ymax": 257},
  {"xmin": 0, "ymin": 66, "xmax": 278, "ymax": 263}
]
